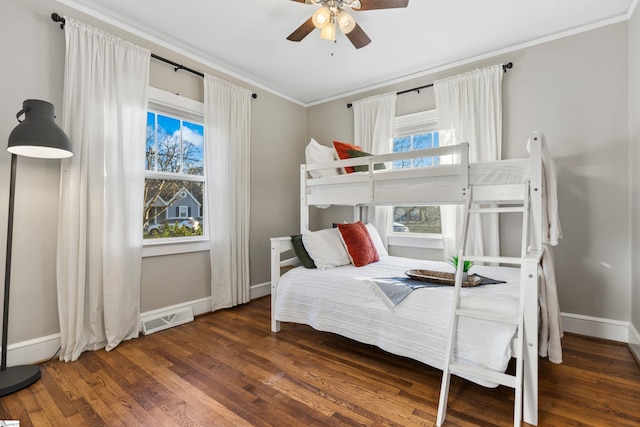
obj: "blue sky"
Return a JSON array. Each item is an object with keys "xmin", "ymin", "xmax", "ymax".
[{"xmin": 147, "ymin": 112, "xmax": 205, "ymax": 173}]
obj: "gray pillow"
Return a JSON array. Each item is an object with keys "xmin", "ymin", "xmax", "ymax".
[
  {"xmin": 291, "ymin": 234, "xmax": 316, "ymax": 269},
  {"xmin": 347, "ymin": 149, "xmax": 386, "ymax": 172}
]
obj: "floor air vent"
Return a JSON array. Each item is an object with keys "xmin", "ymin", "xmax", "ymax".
[{"xmin": 142, "ymin": 307, "xmax": 194, "ymax": 335}]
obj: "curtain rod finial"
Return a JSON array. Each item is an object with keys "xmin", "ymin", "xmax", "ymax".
[{"xmin": 51, "ymin": 12, "xmax": 65, "ymax": 29}]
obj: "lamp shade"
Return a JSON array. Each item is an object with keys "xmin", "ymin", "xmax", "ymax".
[
  {"xmin": 338, "ymin": 11, "xmax": 356, "ymax": 34},
  {"xmin": 312, "ymin": 6, "xmax": 331, "ymax": 29},
  {"xmin": 7, "ymin": 100, "xmax": 72, "ymax": 159},
  {"xmin": 320, "ymin": 22, "xmax": 336, "ymax": 41}
]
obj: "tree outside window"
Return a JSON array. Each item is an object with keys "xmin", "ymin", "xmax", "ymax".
[
  {"xmin": 392, "ymin": 130, "xmax": 442, "ymax": 234},
  {"xmin": 144, "ymin": 111, "xmax": 205, "ymax": 239}
]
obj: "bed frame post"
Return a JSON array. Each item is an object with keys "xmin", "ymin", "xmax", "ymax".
[
  {"xmin": 270, "ymin": 236, "xmax": 299, "ymax": 333},
  {"xmin": 270, "ymin": 238, "xmax": 284, "ymax": 332},
  {"xmin": 301, "ymin": 165, "xmax": 309, "ymax": 232},
  {"xmin": 522, "ymin": 253, "xmax": 540, "ymax": 426},
  {"xmin": 528, "ymin": 132, "xmax": 543, "ymax": 253},
  {"xmin": 522, "ymin": 131, "xmax": 544, "ymax": 426}
]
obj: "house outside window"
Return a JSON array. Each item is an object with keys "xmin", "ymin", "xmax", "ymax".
[
  {"xmin": 143, "ymin": 87, "xmax": 208, "ymax": 256},
  {"xmin": 391, "ymin": 110, "xmax": 442, "ymax": 236}
]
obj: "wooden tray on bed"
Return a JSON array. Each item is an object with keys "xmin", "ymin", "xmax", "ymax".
[{"xmin": 405, "ymin": 269, "xmax": 483, "ymax": 287}]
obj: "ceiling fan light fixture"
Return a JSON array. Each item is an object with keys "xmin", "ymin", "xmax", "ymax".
[
  {"xmin": 337, "ymin": 11, "xmax": 356, "ymax": 34},
  {"xmin": 312, "ymin": 6, "xmax": 331, "ymax": 29},
  {"xmin": 320, "ymin": 21, "xmax": 336, "ymax": 41},
  {"xmin": 288, "ymin": 0, "xmax": 409, "ymax": 49}
]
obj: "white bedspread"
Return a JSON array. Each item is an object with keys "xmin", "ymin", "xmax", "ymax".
[{"xmin": 274, "ymin": 256, "xmax": 522, "ymax": 386}]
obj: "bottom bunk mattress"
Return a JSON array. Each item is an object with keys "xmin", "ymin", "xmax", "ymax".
[{"xmin": 274, "ymin": 255, "xmax": 522, "ymax": 386}]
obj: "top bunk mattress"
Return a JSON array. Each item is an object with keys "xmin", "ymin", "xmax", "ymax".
[{"xmin": 305, "ymin": 158, "xmax": 530, "ymax": 206}]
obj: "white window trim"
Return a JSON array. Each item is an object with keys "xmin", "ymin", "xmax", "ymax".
[
  {"xmin": 394, "ymin": 110, "xmax": 438, "ymax": 137},
  {"xmin": 388, "ymin": 233, "xmax": 443, "ymax": 249},
  {"xmin": 143, "ymin": 238, "xmax": 210, "ymax": 257},
  {"xmin": 390, "ymin": 109, "xmax": 443, "ymax": 242},
  {"xmin": 148, "ymin": 86, "xmax": 203, "ymax": 120},
  {"xmin": 143, "ymin": 87, "xmax": 208, "ymax": 258}
]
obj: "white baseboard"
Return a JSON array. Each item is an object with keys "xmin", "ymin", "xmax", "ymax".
[
  {"xmin": 6, "ymin": 298, "xmax": 213, "ymax": 367},
  {"xmin": 6, "ymin": 333, "xmax": 61, "ymax": 367},
  {"xmin": 560, "ymin": 312, "xmax": 635, "ymax": 343},
  {"xmin": 250, "ymin": 281, "xmax": 271, "ymax": 299}
]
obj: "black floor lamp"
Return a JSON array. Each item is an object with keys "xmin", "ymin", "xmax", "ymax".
[{"xmin": 0, "ymin": 99, "xmax": 72, "ymax": 396}]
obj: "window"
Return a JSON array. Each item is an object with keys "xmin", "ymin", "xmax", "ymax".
[
  {"xmin": 391, "ymin": 110, "xmax": 442, "ymax": 236},
  {"xmin": 143, "ymin": 88, "xmax": 206, "ymax": 249}
]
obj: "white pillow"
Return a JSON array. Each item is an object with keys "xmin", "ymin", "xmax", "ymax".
[
  {"xmin": 302, "ymin": 228, "xmax": 350, "ymax": 269},
  {"xmin": 365, "ymin": 223, "xmax": 389, "ymax": 257},
  {"xmin": 305, "ymin": 138, "xmax": 339, "ymax": 178}
]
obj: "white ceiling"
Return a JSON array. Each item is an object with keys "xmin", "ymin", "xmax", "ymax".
[{"xmin": 57, "ymin": 0, "xmax": 634, "ymax": 106}]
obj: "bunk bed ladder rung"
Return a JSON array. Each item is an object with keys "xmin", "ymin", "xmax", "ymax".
[
  {"xmin": 448, "ymin": 362, "xmax": 518, "ymax": 388},
  {"xmin": 437, "ymin": 184, "xmax": 529, "ymax": 427}
]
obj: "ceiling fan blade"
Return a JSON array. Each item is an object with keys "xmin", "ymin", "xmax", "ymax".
[
  {"xmin": 345, "ymin": 23, "xmax": 371, "ymax": 49},
  {"xmin": 290, "ymin": 0, "xmax": 307, "ymax": 3},
  {"xmin": 287, "ymin": 17, "xmax": 315, "ymax": 42},
  {"xmin": 357, "ymin": 0, "xmax": 409, "ymax": 10}
]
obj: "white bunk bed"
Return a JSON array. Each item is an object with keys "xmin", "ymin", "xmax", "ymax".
[{"xmin": 270, "ymin": 131, "xmax": 560, "ymax": 426}]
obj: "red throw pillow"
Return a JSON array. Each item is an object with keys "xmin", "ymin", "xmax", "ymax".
[
  {"xmin": 333, "ymin": 140, "xmax": 362, "ymax": 173},
  {"xmin": 337, "ymin": 221, "xmax": 379, "ymax": 267}
]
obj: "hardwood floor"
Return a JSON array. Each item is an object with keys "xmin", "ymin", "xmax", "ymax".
[{"xmin": 1, "ymin": 296, "xmax": 639, "ymax": 426}]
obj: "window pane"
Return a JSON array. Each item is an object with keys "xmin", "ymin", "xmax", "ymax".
[
  {"xmin": 393, "ymin": 206, "xmax": 441, "ymax": 234},
  {"xmin": 182, "ymin": 121, "xmax": 204, "ymax": 176},
  {"xmin": 392, "ymin": 136, "xmax": 411, "ymax": 169},
  {"xmin": 156, "ymin": 114, "xmax": 182, "ymax": 173},
  {"xmin": 413, "ymin": 133, "xmax": 429, "ymax": 167},
  {"xmin": 391, "ymin": 129, "xmax": 442, "ymax": 234},
  {"xmin": 144, "ymin": 178, "xmax": 204, "ymax": 239}
]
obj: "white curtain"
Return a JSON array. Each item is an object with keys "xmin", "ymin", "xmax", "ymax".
[
  {"xmin": 204, "ymin": 75, "xmax": 252, "ymax": 310},
  {"xmin": 434, "ymin": 65, "xmax": 503, "ymax": 260},
  {"xmin": 353, "ymin": 92, "xmax": 397, "ymax": 245},
  {"xmin": 57, "ymin": 18, "xmax": 150, "ymax": 362}
]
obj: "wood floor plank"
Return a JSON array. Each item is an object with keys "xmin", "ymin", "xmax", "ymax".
[{"xmin": 0, "ymin": 296, "xmax": 638, "ymax": 426}]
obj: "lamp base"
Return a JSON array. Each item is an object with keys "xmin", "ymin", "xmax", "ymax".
[{"xmin": 0, "ymin": 365, "xmax": 41, "ymax": 396}]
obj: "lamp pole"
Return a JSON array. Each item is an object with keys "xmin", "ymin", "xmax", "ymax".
[
  {"xmin": 0, "ymin": 153, "xmax": 42, "ymax": 395},
  {"xmin": 1, "ymin": 154, "xmax": 17, "ymax": 371}
]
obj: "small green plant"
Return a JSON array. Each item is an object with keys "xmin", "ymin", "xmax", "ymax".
[{"xmin": 449, "ymin": 255, "xmax": 473, "ymax": 272}]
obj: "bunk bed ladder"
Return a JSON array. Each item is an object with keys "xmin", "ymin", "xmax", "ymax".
[{"xmin": 437, "ymin": 183, "xmax": 530, "ymax": 427}]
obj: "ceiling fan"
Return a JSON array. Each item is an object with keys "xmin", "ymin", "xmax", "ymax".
[{"xmin": 287, "ymin": 0, "xmax": 409, "ymax": 49}]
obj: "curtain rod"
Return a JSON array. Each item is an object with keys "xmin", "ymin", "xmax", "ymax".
[
  {"xmin": 51, "ymin": 13, "xmax": 257, "ymax": 100},
  {"xmin": 346, "ymin": 62, "xmax": 513, "ymax": 108}
]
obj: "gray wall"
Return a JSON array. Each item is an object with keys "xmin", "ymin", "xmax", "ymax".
[
  {"xmin": 0, "ymin": 0, "xmax": 305, "ymax": 343},
  {"xmin": 307, "ymin": 23, "xmax": 632, "ymax": 323}
]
